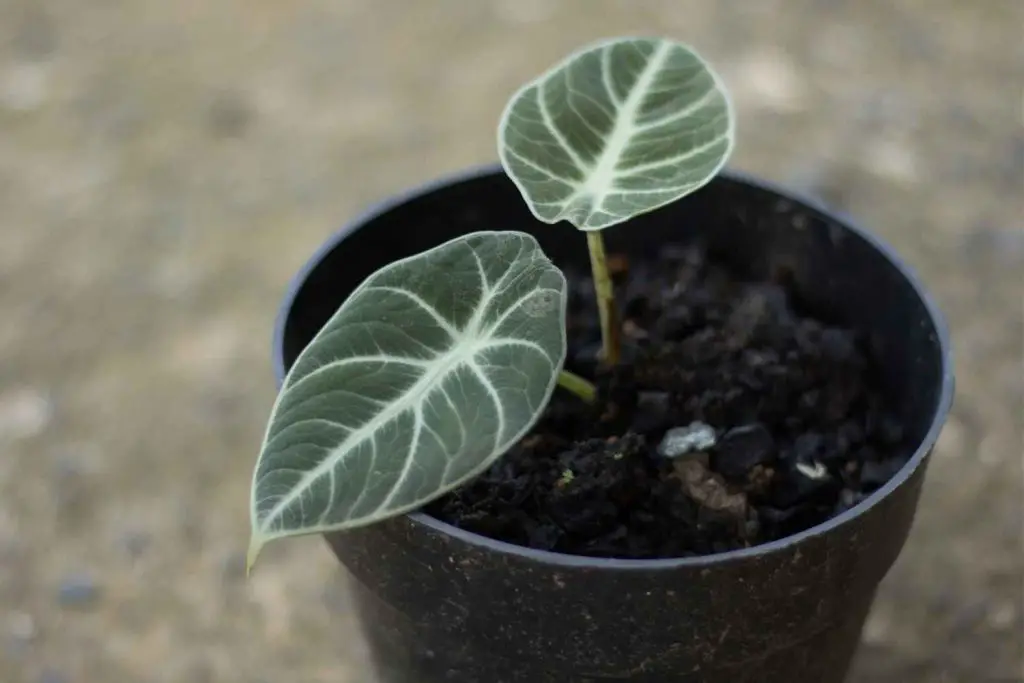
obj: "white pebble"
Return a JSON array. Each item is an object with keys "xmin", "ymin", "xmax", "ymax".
[
  {"xmin": 796, "ymin": 461, "xmax": 828, "ymax": 480},
  {"xmin": 658, "ymin": 422, "xmax": 717, "ymax": 458}
]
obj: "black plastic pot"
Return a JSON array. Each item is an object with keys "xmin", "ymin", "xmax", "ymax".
[{"xmin": 272, "ymin": 165, "xmax": 954, "ymax": 683}]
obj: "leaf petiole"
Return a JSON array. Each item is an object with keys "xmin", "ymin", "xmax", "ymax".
[
  {"xmin": 557, "ymin": 369, "xmax": 597, "ymax": 403},
  {"xmin": 586, "ymin": 231, "xmax": 621, "ymax": 366}
]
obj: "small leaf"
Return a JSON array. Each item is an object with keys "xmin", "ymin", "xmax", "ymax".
[
  {"xmin": 248, "ymin": 231, "xmax": 567, "ymax": 565},
  {"xmin": 498, "ymin": 36, "xmax": 735, "ymax": 231}
]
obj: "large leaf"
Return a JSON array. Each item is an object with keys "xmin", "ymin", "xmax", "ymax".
[
  {"xmin": 248, "ymin": 231, "xmax": 567, "ymax": 566},
  {"xmin": 498, "ymin": 36, "xmax": 735, "ymax": 231}
]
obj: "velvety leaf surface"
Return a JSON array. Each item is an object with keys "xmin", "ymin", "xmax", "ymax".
[
  {"xmin": 499, "ymin": 36, "xmax": 735, "ymax": 230},
  {"xmin": 248, "ymin": 231, "xmax": 567, "ymax": 564}
]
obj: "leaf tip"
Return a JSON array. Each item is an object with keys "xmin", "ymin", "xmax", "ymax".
[{"xmin": 245, "ymin": 534, "xmax": 265, "ymax": 577}]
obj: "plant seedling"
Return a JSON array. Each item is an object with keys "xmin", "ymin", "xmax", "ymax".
[{"xmin": 247, "ymin": 36, "xmax": 735, "ymax": 571}]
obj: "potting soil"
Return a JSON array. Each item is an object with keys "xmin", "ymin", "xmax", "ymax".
[{"xmin": 426, "ymin": 243, "xmax": 912, "ymax": 559}]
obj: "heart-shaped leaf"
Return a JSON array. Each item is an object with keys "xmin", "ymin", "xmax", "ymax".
[
  {"xmin": 498, "ymin": 36, "xmax": 735, "ymax": 231},
  {"xmin": 247, "ymin": 231, "xmax": 567, "ymax": 566}
]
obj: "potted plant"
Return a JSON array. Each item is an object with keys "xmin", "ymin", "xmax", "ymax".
[{"xmin": 246, "ymin": 37, "xmax": 954, "ymax": 683}]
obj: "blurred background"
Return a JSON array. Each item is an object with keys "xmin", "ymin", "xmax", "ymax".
[{"xmin": 0, "ymin": 0, "xmax": 1021, "ymax": 681}]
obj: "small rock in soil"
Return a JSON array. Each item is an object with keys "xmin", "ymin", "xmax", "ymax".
[
  {"xmin": 671, "ymin": 459, "xmax": 748, "ymax": 523},
  {"xmin": 711, "ymin": 423, "xmax": 776, "ymax": 479},
  {"xmin": 57, "ymin": 573, "xmax": 100, "ymax": 608},
  {"xmin": 769, "ymin": 461, "xmax": 839, "ymax": 509},
  {"xmin": 657, "ymin": 422, "xmax": 717, "ymax": 459},
  {"xmin": 795, "ymin": 460, "xmax": 829, "ymax": 480}
]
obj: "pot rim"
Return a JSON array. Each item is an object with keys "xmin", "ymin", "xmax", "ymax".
[{"xmin": 271, "ymin": 162, "xmax": 955, "ymax": 570}]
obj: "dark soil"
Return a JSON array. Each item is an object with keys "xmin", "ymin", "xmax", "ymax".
[{"xmin": 425, "ymin": 243, "xmax": 912, "ymax": 559}]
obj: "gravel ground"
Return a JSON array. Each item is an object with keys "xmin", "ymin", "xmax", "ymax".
[{"xmin": 0, "ymin": 1, "xmax": 1021, "ymax": 681}]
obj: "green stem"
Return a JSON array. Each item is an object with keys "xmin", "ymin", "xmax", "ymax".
[
  {"xmin": 586, "ymin": 231, "xmax": 621, "ymax": 366},
  {"xmin": 557, "ymin": 370, "xmax": 597, "ymax": 403}
]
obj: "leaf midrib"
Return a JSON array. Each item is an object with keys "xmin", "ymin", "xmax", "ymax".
[
  {"xmin": 256, "ymin": 336, "xmax": 478, "ymax": 534},
  {"xmin": 255, "ymin": 266, "xmax": 554, "ymax": 534},
  {"xmin": 574, "ymin": 40, "xmax": 674, "ymax": 214}
]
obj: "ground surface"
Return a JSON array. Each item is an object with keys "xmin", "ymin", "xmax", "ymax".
[{"xmin": 0, "ymin": 1, "xmax": 1020, "ymax": 681}]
